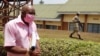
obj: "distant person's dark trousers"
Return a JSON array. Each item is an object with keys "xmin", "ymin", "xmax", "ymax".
[{"xmin": 69, "ymin": 27, "xmax": 83, "ymax": 40}]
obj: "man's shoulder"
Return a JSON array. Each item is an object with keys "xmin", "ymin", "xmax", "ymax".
[
  {"xmin": 31, "ymin": 22, "xmax": 37, "ymax": 28},
  {"xmin": 32, "ymin": 21, "xmax": 36, "ymax": 25},
  {"xmin": 74, "ymin": 16, "xmax": 78, "ymax": 18},
  {"xmin": 5, "ymin": 18, "xmax": 17, "ymax": 26}
]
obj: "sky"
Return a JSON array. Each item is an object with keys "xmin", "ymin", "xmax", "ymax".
[
  {"xmin": 0, "ymin": 0, "xmax": 68, "ymax": 4},
  {"xmin": 34, "ymin": 0, "xmax": 68, "ymax": 4}
]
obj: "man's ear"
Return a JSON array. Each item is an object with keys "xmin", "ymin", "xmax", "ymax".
[
  {"xmin": 21, "ymin": 11, "xmax": 26, "ymax": 19},
  {"xmin": 21, "ymin": 11, "xmax": 26, "ymax": 15},
  {"xmin": 21, "ymin": 11, "xmax": 27, "ymax": 17}
]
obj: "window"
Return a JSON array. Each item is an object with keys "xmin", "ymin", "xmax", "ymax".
[
  {"xmin": 87, "ymin": 24, "xmax": 100, "ymax": 33},
  {"xmin": 87, "ymin": 24, "xmax": 92, "ymax": 32},
  {"xmin": 37, "ymin": 24, "xmax": 43, "ymax": 29},
  {"xmin": 69, "ymin": 22, "xmax": 84, "ymax": 31},
  {"xmin": 46, "ymin": 25, "xmax": 57, "ymax": 30},
  {"xmin": 99, "ymin": 25, "xmax": 100, "ymax": 33},
  {"xmin": 69, "ymin": 22, "xmax": 74, "ymax": 31}
]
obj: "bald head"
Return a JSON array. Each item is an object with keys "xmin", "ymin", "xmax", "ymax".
[{"xmin": 21, "ymin": 4, "xmax": 35, "ymax": 15}]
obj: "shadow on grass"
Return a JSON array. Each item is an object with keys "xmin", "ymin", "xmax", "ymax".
[{"xmin": 69, "ymin": 37, "xmax": 83, "ymax": 40}]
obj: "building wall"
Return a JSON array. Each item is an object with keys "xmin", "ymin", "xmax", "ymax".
[
  {"xmin": 45, "ymin": 21, "xmax": 61, "ymax": 26},
  {"xmin": 35, "ymin": 14, "xmax": 100, "ymax": 33},
  {"xmin": 35, "ymin": 20, "xmax": 43, "ymax": 24},
  {"xmin": 63, "ymin": 14, "xmax": 100, "ymax": 24},
  {"xmin": 87, "ymin": 15, "xmax": 100, "ymax": 24},
  {"xmin": 35, "ymin": 21, "xmax": 61, "ymax": 26},
  {"xmin": 63, "ymin": 14, "xmax": 100, "ymax": 33},
  {"xmin": 35, "ymin": 20, "xmax": 61, "ymax": 26},
  {"xmin": 63, "ymin": 14, "xmax": 85, "ymax": 23},
  {"xmin": 35, "ymin": 20, "xmax": 61, "ymax": 30}
]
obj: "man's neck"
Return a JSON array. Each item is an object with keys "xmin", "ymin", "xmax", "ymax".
[{"xmin": 21, "ymin": 17, "xmax": 29, "ymax": 26}]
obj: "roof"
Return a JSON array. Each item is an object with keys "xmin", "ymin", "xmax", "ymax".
[
  {"xmin": 34, "ymin": 0, "xmax": 100, "ymax": 19},
  {"xmin": 7, "ymin": 0, "xmax": 100, "ymax": 19},
  {"xmin": 58, "ymin": 0, "xmax": 100, "ymax": 14},
  {"xmin": 34, "ymin": 4, "xmax": 63, "ymax": 19}
]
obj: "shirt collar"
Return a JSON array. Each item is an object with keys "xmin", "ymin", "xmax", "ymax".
[
  {"xmin": 16, "ymin": 14, "xmax": 25, "ymax": 24},
  {"xmin": 16, "ymin": 14, "xmax": 33, "ymax": 25}
]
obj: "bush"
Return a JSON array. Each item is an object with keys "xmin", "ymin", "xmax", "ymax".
[
  {"xmin": 0, "ymin": 34, "xmax": 6, "ymax": 56},
  {"xmin": 0, "ymin": 46, "xmax": 7, "ymax": 56},
  {"xmin": 0, "ymin": 33, "xmax": 3, "ymax": 45},
  {"xmin": 40, "ymin": 38, "xmax": 100, "ymax": 56},
  {"xmin": 0, "ymin": 35, "xmax": 100, "ymax": 56}
]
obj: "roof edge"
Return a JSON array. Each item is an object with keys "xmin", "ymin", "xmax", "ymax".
[{"xmin": 58, "ymin": 11, "xmax": 100, "ymax": 14}]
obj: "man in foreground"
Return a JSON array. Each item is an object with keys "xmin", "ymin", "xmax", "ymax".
[{"xmin": 4, "ymin": 4, "xmax": 41, "ymax": 56}]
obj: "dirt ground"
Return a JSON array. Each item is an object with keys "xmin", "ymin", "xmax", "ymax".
[{"xmin": 38, "ymin": 29, "xmax": 100, "ymax": 43}]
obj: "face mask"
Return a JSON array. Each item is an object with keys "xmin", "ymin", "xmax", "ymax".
[{"xmin": 24, "ymin": 14, "xmax": 35, "ymax": 23}]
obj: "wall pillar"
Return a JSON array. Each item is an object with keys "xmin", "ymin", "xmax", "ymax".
[
  {"xmin": 61, "ymin": 14, "xmax": 64, "ymax": 30},
  {"xmin": 84, "ymin": 14, "xmax": 88, "ymax": 32},
  {"xmin": 43, "ymin": 21, "xmax": 46, "ymax": 29},
  {"xmin": 63, "ymin": 22, "xmax": 68, "ymax": 30}
]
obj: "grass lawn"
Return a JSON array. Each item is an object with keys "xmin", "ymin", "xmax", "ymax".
[
  {"xmin": 0, "ymin": 29, "xmax": 100, "ymax": 44},
  {"xmin": 38, "ymin": 29, "xmax": 100, "ymax": 43}
]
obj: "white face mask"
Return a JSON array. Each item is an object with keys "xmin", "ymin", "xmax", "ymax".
[{"xmin": 24, "ymin": 14, "xmax": 35, "ymax": 23}]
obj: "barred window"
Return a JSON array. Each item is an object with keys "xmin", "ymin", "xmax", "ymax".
[{"xmin": 87, "ymin": 23, "xmax": 100, "ymax": 33}]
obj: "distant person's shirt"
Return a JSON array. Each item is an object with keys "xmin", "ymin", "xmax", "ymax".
[
  {"xmin": 72, "ymin": 16, "xmax": 79, "ymax": 28},
  {"xmin": 4, "ymin": 15, "xmax": 40, "ymax": 56}
]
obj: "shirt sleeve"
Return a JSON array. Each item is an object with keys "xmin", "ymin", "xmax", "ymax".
[
  {"xmin": 31, "ymin": 22, "xmax": 40, "ymax": 46},
  {"xmin": 32, "ymin": 22, "xmax": 40, "ymax": 40},
  {"xmin": 72, "ymin": 16, "xmax": 75, "ymax": 20},
  {"xmin": 72, "ymin": 16, "xmax": 79, "ymax": 22},
  {"xmin": 35, "ymin": 31, "xmax": 40, "ymax": 40},
  {"xmin": 4, "ymin": 23, "xmax": 16, "ymax": 46},
  {"xmin": 35, "ymin": 23, "xmax": 40, "ymax": 40}
]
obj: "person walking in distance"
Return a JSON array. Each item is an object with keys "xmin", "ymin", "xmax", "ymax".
[
  {"xmin": 4, "ymin": 4, "xmax": 41, "ymax": 56},
  {"xmin": 69, "ymin": 12, "xmax": 83, "ymax": 40}
]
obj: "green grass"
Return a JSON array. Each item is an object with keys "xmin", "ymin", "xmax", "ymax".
[
  {"xmin": 0, "ymin": 29, "xmax": 100, "ymax": 44},
  {"xmin": 38, "ymin": 29, "xmax": 100, "ymax": 43},
  {"xmin": 0, "ymin": 31, "xmax": 3, "ymax": 45}
]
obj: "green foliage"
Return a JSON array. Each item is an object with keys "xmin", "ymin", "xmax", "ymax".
[
  {"xmin": 0, "ymin": 32, "xmax": 100, "ymax": 56},
  {"xmin": 0, "ymin": 33, "xmax": 3, "ymax": 45},
  {"xmin": 0, "ymin": 33, "xmax": 6, "ymax": 56},
  {"xmin": 40, "ymin": 38, "xmax": 100, "ymax": 56},
  {"xmin": 0, "ymin": 46, "xmax": 7, "ymax": 56}
]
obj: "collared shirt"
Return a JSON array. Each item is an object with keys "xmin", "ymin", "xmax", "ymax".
[
  {"xmin": 4, "ymin": 15, "xmax": 40, "ymax": 56},
  {"xmin": 72, "ymin": 16, "xmax": 79, "ymax": 28}
]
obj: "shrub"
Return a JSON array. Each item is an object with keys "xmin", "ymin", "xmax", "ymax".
[
  {"xmin": 0, "ymin": 34, "xmax": 6, "ymax": 56},
  {"xmin": 0, "ymin": 34, "xmax": 3, "ymax": 45},
  {"xmin": 0, "ymin": 35, "xmax": 100, "ymax": 56},
  {"xmin": 40, "ymin": 38, "xmax": 100, "ymax": 56},
  {"xmin": 0, "ymin": 46, "xmax": 7, "ymax": 56}
]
